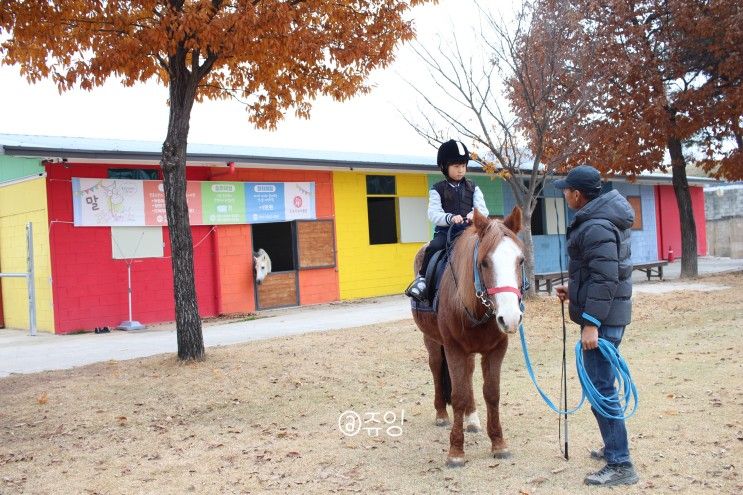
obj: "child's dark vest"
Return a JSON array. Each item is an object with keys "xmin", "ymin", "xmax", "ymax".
[{"xmin": 433, "ymin": 178, "xmax": 476, "ymax": 220}]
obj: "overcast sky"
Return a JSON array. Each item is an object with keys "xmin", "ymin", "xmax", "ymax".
[{"xmin": 0, "ymin": 1, "xmax": 513, "ymax": 158}]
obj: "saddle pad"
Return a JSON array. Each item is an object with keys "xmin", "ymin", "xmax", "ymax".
[{"xmin": 410, "ymin": 253, "xmax": 447, "ymax": 313}]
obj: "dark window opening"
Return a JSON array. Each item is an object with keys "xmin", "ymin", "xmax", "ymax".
[
  {"xmin": 530, "ymin": 197, "xmax": 546, "ymax": 235},
  {"xmin": 368, "ymin": 197, "xmax": 398, "ymax": 245},
  {"xmin": 108, "ymin": 168, "xmax": 158, "ymax": 180},
  {"xmin": 252, "ymin": 222, "xmax": 295, "ymax": 272},
  {"xmin": 366, "ymin": 175, "xmax": 396, "ymax": 195}
]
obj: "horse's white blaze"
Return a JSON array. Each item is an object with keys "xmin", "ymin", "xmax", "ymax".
[{"xmin": 490, "ymin": 237, "xmax": 523, "ymax": 333}]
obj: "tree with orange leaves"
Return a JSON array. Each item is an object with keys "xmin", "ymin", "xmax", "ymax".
[
  {"xmin": 0, "ymin": 0, "xmax": 430, "ymax": 360},
  {"xmin": 679, "ymin": 0, "xmax": 742, "ymax": 181},
  {"xmin": 522, "ymin": 0, "xmax": 742, "ymax": 278}
]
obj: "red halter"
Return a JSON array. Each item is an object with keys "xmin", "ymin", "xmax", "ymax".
[{"xmin": 486, "ymin": 286, "xmax": 523, "ymax": 297}]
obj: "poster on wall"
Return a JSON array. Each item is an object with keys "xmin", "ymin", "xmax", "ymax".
[
  {"xmin": 244, "ymin": 182, "xmax": 316, "ymax": 223},
  {"xmin": 72, "ymin": 178, "xmax": 315, "ymax": 227},
  {"xmin": 202, "ymin": 182, "xmax": 246, "ymax": 224},
  {"xmin": 72, "ymin": 178, "xmax": 146, "ymax": 226},
  {"xmin": 143, "ymin": 181, "xmax": 203, "ymax": 225}
]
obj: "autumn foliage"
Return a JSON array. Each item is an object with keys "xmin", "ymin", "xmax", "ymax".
[
  {"xmin": 515, "ymin": 0, "xmax": 742, "ymax": 277},
  {"xmin": 1, "ymin": 0, "xmax": 431, "ymax": 359},
  {"xmin": 1, "ymin": 0, "xmax": 429, "ymax": 128}
]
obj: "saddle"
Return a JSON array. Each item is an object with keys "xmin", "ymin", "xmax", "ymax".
[{"xmin": 411, "ymin": 225, "xmax": 466, "ymax": 313}]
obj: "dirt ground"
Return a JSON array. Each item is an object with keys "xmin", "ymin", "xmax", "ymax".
[{"xmin": 1, "ymin": 273, "xmax": 741, "ymax": 495}]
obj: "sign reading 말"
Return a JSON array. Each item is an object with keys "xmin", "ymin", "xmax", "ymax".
[{"xmin": 72, "ymin": 178, "xmax": 316, "ymax": 227}]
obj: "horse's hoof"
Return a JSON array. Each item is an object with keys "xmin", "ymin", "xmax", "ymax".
[
  {"xmin": 435, "ymin": 418, "xmax": 451, "ymax": 427},
  {"xmin": 492, "ymin": 449, "xmax": 512, "ymax": 459},
  {"xmin": 465, "ymin": 423, "xmax": 481, "ymax": 433},
  {"xmin": 446, "ymin": 457, "xmax": 466, "ymax": 468}
]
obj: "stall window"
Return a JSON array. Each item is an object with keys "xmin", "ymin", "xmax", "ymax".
[
  {"xmin": 530, "ymin": 197, "xmax": 547, "ymax": 235},
  {"xmin": 252, "ymin": 222, "xmax": 295, "ymax": 271},
  {"xmin": 296, "ymin": 220, "xmax": 336, "ymax": 268},
  {"xmin": 108, "ymin": 168, "xmax": 158, "ymax": 180},
  {"xmin": 626, "ymin": 196, "xmax": 643, "ymax": 230},
  {"xmin": 366, "ymin": 175, "xmax": 398, "ymax": 245}
]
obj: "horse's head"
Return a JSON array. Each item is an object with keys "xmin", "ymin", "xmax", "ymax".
[
  {"xmin": 253, "ymin": 248, "xmax": 272, "ymax": 285},
  {"xmin": 469, "ymin": 206, "xmax": 525, "ymax": 334}
]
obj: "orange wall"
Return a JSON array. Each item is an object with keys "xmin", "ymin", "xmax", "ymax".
[
  {"xmin": 299, "ymin": 267, "xmax": 339, "ymax": 305},
  {"xmin": 215, "ymin": 224, "xmax": 255, "ymax": 314},
  {"xmin": 209, "ymin": 168, "xmax": 339, "ymax": 311}
]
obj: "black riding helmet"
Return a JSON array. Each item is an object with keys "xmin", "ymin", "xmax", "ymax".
[{"xmin": 437, "ymin": 139, "xmax": 470, "ymax": 178}]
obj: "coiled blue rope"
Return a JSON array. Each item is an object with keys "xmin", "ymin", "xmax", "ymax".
[{"xmin": 518, "ymin": 324, "xmax": 638, "ymax": 420}]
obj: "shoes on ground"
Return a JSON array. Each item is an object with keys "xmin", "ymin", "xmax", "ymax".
[{"xmin": 584, "ymin": 463, "xmax": 639, "ymax": 486}]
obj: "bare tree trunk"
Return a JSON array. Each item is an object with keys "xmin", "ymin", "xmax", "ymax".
[
  {"xmin": 520, "ymin": 211, "xmax": 537, "ymax": 298},
  {"xmin": 667, "ymin": 136, "xmax": 698, "ymax": 278},
  {"xmin": 161, "ymin": 60, "xmax": 204, "ymax": 361}
]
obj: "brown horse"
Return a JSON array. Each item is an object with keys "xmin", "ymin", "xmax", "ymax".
[{"xmin": 412, "ymin": 206, "xmax": 525, "ymax": 467}]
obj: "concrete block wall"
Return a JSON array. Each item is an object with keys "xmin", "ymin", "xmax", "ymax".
[{"xmin": 705, "ymin": 185, "xmax": 743, "ymax": 258}]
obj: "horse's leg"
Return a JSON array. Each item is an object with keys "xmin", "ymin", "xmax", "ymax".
[
  {"xmin": 482, "ymin": 338, "xmax": 511, "ymax": 459},
  {"xmin": 423, "ymin": 336, "xmax": 450, "ymax": 426},
  {"xmin": 464, "ymin": 381, "xmax": 481, "ymax": 433},
  {"xmin": 444, "ymin": 345, "xmax": 475, "ymax": 467}
]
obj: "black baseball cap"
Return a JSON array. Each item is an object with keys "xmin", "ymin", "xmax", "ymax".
[{"xmin": 554, "ymin": 165, "xmax": 602, "ymax": 193}]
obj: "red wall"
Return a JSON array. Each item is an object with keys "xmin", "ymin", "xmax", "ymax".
[
  {"xmin": 655, "ymin": 185, "xmax": 708, "ymax": 260},
  {"xmin": 45, "ymin": 164, "xmax": 338, "ymax": 332},
  {"xmin": 46, "ymin": 163, "xmax": 218, "ymax": 333}
]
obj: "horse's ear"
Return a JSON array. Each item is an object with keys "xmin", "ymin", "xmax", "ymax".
[
  {"xmin": 503, "ymin": 206, "xmax": 522, "ymax": 234},
  {"xmin": 473, "ymin": 208, "xmax": 490, "ymax": 236}
]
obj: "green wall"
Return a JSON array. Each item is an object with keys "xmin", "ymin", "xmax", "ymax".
[
  {"xmin": 0, "ymin": 156, "xmax": 44, "ymax": 183},
  {"xmin": 426, "ymin": 173, "xmax": 505, "ymax": 215}
]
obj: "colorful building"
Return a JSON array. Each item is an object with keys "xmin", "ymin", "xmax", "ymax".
[{"xmin": 0, "ymin": 134, "xmax": 710, "ymax": 333}]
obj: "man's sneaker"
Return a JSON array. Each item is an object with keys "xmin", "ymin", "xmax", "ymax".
[
  {"xmin": 405, "ymin": 276, "xmax": 427, "ymax": 301},
  {"xmin": 584, "ymin": 463, "xmax": 639, "ymax": 486},
  {"xmin": 589, "ymin": 446, "xmax": 605, "ymax": 460}
]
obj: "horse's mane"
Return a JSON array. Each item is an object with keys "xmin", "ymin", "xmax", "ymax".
[{"xmin": 446, "ymin": 220, "xmax": 518, "ymax": 319}]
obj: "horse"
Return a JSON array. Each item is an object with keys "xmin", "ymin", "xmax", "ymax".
[
  {"xmin": 412, "ymin": 206, "xmax": 525, "ymax": 467},
  {"xmin": 253, "ymin": 248, "xmax": 272, "ymax": 285}
]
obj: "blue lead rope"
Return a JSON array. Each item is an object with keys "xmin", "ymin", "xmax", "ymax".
[{"xmin": 518, "ymin": 324, "xmax": 639, "ymax": 420}]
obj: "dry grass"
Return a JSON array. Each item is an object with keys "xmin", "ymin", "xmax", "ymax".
[{"xmin": 1, "ymin": 273, "xmax": 742, "ymax": 494}]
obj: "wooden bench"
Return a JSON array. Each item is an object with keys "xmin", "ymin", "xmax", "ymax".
[
  {"xmin": 534, "ymin": 271, "xmax": 568, "ymax": 294},
  {"xmin": 633, "ymin": 260, "xmax": 668, "ymax": 281}
]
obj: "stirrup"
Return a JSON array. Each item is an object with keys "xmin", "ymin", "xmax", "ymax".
[{"xmin": 405, "ymin": 276, "xmax": 427, "ymax": 301}]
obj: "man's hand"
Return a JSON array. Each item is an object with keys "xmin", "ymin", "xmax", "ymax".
[
  {"xmin": 555, "ymin": 285, "xmax": 568, "ymax": 302},
  {"xmin": 451, "ymin": 214, "xmax": 465, "ymax": 224},
  {"xmin": 581, "ymin": 325, "xmax": 599, "ymax": 350}
]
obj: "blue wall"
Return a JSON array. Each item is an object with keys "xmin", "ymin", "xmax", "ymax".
[
  {"xmin": 503, "ymin": 179, "xmax": 660, "ymax": 273},
  {"xmin": 612, "ymin": 182, "xmax": 659, "ymax": 262}
]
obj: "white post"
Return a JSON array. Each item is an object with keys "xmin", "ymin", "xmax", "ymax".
[
  {"xmin": 115, "ymin": 230, "xmax": 145, "ymax": 331},
  {"xmin": 127, "ymin": 262, "xmax": 133, "ymax": 322},
  {"xmin": 26, "ymin": 222, "xmax": 37, "ymax": 336}
]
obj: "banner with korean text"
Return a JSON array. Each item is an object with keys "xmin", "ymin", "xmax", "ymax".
[{"xmin": 72, "ymin": 178, "xmax": 316, "ymax": 227}]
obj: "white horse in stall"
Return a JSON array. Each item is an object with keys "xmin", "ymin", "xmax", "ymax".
[{"xmin": 253, "ymin": 248, "xmax": 272, "ymax": 285}]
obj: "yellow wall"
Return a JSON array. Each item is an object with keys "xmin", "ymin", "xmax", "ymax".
[
  {"xmin": 0, "ymin": 177, "xmax": 54, "ymax": 332},
  {"xmin": 333, "ymin": 171, "xmax": 429, "ymax": 300}
]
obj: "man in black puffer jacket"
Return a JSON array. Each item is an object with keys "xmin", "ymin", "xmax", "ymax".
[{"xmin": 554, "ymin": 165, "xmax": 639, "ymax": 487}]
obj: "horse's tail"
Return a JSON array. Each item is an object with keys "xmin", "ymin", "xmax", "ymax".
[{"xmin": 440, "ymin": 346, "xmax": 452, "ymax": 405}]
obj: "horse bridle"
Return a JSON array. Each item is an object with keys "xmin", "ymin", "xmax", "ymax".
[
  {"xmin": 472, "ymin": 237, "xmax": 529, "ymax": 317},
  {"xmin": 446, "ymin": 223, "xmax": 528, "ymax": 326}
]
